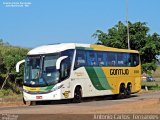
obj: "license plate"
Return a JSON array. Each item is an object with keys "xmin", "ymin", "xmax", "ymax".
[{"xmin": 36, "ymin": 96, "xmax": 42, "ymax": 99}]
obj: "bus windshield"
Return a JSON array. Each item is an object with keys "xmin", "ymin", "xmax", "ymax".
[
  {"xmin": 24, "ymin": 50, "xmax": 74, "ymax": 87},
  {"xmin": 24, "ymin": 54, "xmax": 60, "ymax": 86}
]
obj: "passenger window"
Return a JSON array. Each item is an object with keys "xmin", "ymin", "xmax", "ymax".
[
  {"xmin": 107, "ymin": 52, "xmax": 116, "ymax": 66},
  {"xmin": 123, "ymin": 53, "xmax": 131, "ymax": 66},
  {"xmin": 117, "ymin": 53, "xmax": 124, "ymax": 66},
  {"xmin": 74, "ymin": 50, "xmax": 86, "ymax": 68},
  {"xmin": 131, "ymin": 54, "xmax": 139, "ymax": 66},
  {"xmin": 61, "ymin": 49, "xmax": 74, "ymax": 65},
  {"xmin": 97, "ymin": 52, "xmax": 105, "ymax": 66},
  {"xmin": 60, "ymin": 58, "xmax": 70, "ymax": 80},
  {"xmin": 103, "ymin": 52, "xmax": 108, "ymax": 66},
  {"xmin": 87, "ymin": 51, "xmax": 97, "ymax": 66}
]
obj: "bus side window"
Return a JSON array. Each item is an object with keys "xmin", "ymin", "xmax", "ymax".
[
  {"xmin": 131, "ymin": 53, "xmax": 139, "ymax": 66},
  {"xmin": 97, "ymin": 52, "xmax": 105, "ymax": 66},
  {"xmin": 87, "ymin": 51, "xmax": 97, "ymax": 66},
  {"xmin": 117, "ymin": 53, "xmax": 124, "ymax": 66},
  {"xmin": 61, "ymin": 49, "xmax": 74, "ymax": 65},
  {"xmin": 127, "ymin": 54, "xmax": 132, "ymax": 66},
  {"xmin": 134, "ymin": 54, "xmax": 139, "ymax": 66},
  {"xmin": 107, "ymin": 52, "xmax": 116, "ymax": 66},
  {"xmin": 60, "ymin": 58, "xmax": 70, "ymax": 80},
  {"xmin": 123, "ymin": 53, "xmax": 130, "ymax": 66},
  {"xmin": 103, "ymin": 52, "xmax": 108, "ymax": 66},
  {"xmin": 74, "ymin": 50, "xmax": 86, "ymax": 69}
]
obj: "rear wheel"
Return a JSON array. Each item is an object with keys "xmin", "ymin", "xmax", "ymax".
[
  {"xmin": 113, "ymin": 84, "xmax": 127, "ymax": 99},
  {"xmin": 72, "ymin": 87, "xmax": 82, "ymax": 103},
  {"xmin": 126, "ymin": 84, "xmax": 132, "ymax": 97},
  {"xmin": 119, "ymin": 84, "xmax": 127, "ymax": 99}
]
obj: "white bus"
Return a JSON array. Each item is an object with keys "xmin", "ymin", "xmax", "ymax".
[{"xmin": 16, "ymin": 43, "xmax": 141, "ymax": 105}]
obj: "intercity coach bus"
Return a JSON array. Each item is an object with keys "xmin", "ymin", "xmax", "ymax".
[{"xmin": 16, "ymin": 43, "xmax": 141, "ymax": 105}]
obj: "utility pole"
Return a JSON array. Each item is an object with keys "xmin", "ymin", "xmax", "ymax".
[{"xmin": 126, "ymin": 0, "xmax": 130, "ymax": 49}]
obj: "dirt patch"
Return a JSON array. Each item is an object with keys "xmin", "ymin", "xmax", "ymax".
[
  {"xmin": 0, "ymin": 97, "xmax": 26, "ymax": 108},
  {"xmin": 89, "ymin": 99, "xmax": 160, "ymax": 114}
]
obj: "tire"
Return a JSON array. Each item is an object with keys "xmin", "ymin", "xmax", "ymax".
[
  {"xmin": 72, "ymin": 87, "xmax": 82, "ymax": 103},
  {"xmin": 126, "ymin": 84, "xmax": 132, "ymax": 98},
  {"xmin": 23, "ymin": 98, "xmax": 26, "ymax": 105},
  {"xmin": 118, "ymin": 84, "xmax": 127, "ymax": 99}
]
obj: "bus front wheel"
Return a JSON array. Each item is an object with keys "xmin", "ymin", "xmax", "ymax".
[
  {"xmin": 23, "ymin": 98, "xmax": 26, "ymax": 105},
  {"xmin": 72, "ymin": 86, "xmax": 82, "ymax": 103}
]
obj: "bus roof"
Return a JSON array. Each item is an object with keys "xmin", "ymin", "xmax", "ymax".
[{"xmin": 28, "ymin": 43, "xmax": 139, "ymax": 55}]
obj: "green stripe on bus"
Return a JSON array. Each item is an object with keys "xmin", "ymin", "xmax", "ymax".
[
  {"xmin": 85, "ymin": 67, "xmax": 112, "ymax": 90},
  {"xmin": 45, "ymin": 85, "xmax": 55, "ymax": 90},
  {"xmin": 93, "ymin": 67, "xmax": 112, "ymax": 90},
  {"xmin": 85, "ymin": 67, "xmax": 105, "ymax": 90},
  {"xmin": 40, "ymin": 85, "xmax": 54, "ymax": 91}
]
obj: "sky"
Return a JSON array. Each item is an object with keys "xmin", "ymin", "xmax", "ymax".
[{"xmin": 0, "ymin": 0, "xmax": 160, "ymax": 48}]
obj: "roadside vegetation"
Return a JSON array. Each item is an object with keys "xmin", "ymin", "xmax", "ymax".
[
  {"xmin": 151, "ymin": 66, "xmax": 160, "ymax": 78},
  {"xmin": 141, "ymin": 66, "xmax": 160, "ymax": 90},
  {"xmin": 0, "ymin": 39, "xmax": 29, "ymax": 97},
  {"xmin": 141, "ymin": 81, "xmax": 160, "ymax": 90}
]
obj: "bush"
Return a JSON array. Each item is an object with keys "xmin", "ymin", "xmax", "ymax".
[
  {"xmin": 0, "ymin": 39, "xmax": 29, "ymax": 94},
  {"xmin": 0, "ymin": 89, "xmax": 14, "ymax": 97}
]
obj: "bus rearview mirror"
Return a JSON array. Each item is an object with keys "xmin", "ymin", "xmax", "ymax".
[
  {"xmin": 16, "ymin": 59, "xmax": 25, "ymax": 72},
  {"xmin": 56, "ymin": 56, "xmax": 68, "ymax": 70}
]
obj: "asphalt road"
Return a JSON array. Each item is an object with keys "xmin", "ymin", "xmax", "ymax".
[{"xmin": 0, "ymin": 91, "xmax": 160, "ymax": 115}]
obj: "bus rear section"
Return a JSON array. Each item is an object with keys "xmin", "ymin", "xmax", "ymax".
[{"xmin": 72, "ymin": 45, "xmax": 141, "ymax": 99}]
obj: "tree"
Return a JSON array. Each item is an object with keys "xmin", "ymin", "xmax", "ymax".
[
  {"xmin": 93, "ymin": 21, "xmax": 160, "ymax": 74},
  {"xmin": 0, "ymin": 39, "xmax": 29, "ymax": 93}
]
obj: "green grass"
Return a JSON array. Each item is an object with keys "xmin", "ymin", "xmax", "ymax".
[
  {"xmin": 0, "ymin": 89, "xmax": 22, "ymax": 98},
  {"xmin": 152, "ymin": 66, "xmax": 160, "ymax": 78},
  {"xmin": 141, "ymin": 66, "xmax": 160, "ymax": 90},
  {"xmin": 141, "ymin": 81, "xmax": 160, "ymax": 90}
]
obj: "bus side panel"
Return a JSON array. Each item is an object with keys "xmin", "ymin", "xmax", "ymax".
[
  {"xmin": 130, "ymin": 65, "xmax": 141, "ymax": 93},
  {"xmin": 102, "ymin": 65, "xmax": 141, "ymax": 94},
  {"xmin": 70, "ymin": 67, "xmax": 113, "ymax": 98}
]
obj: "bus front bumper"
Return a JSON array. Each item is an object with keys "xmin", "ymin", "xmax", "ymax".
[{"xmin": 23, "ymin": 89, "xmax": 62, "ymax": 101}]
